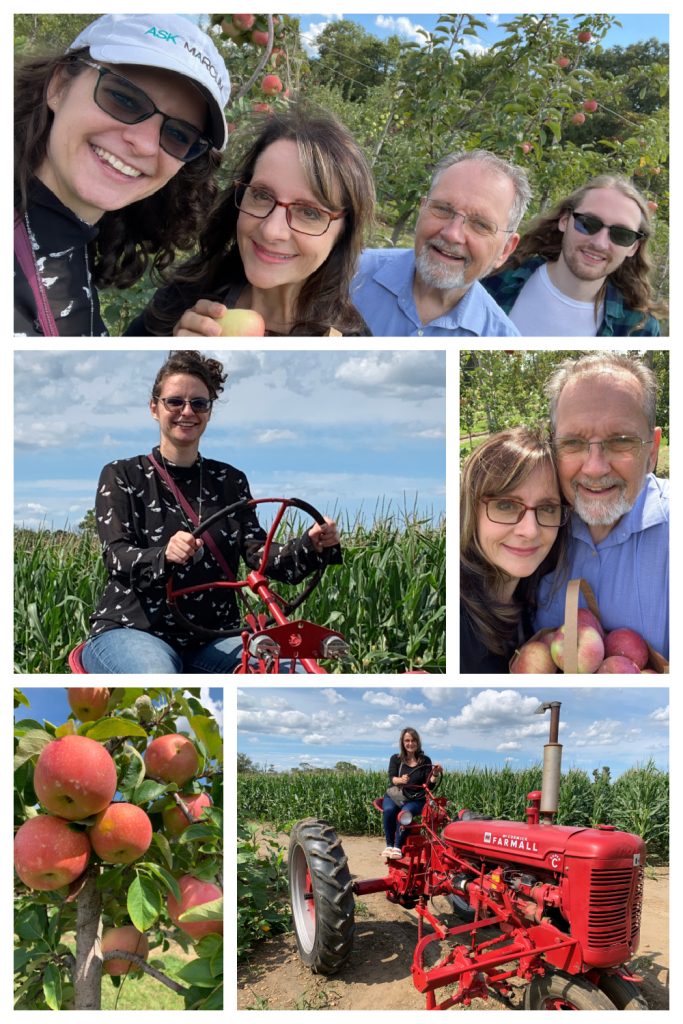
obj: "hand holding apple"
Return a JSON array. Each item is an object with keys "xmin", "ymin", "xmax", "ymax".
[{"xmin": 172, "ymin": 299, "xmax": 266, "ymax": 337}]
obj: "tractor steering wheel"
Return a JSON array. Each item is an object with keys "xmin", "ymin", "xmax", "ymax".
[{"xmin": 166, "ymin": 496, "xmax": 332, "ymax": 640}]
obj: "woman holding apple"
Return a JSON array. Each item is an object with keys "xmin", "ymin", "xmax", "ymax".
[
  {"xmin": 14, "ymin": 14, "xmax": 230, "ymax": 336},
  {"xmin": 460, "ymin": 426, "xmax": 570, "ymax": 673},
  {"xmin": 80, "ymin": 350, "xmax": 341, "ymax": 673},
  {"xmin": 125, "ymin": 105, "xmax": 375, "ymax": 336}
]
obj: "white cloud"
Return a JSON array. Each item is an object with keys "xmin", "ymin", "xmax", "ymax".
[
  {"xmin": 302, "ymin": 733, "xmax": 328, "ymax": 745},
  {"xmin": 321, "ymin": 689, "xmax": 347, "ymax": 704},
  {"xmin": 375, "ymin": 15, "xmax": 428, "ymax": 45},
  {"xmin": 362, "ymin": 691, "xmax": 425, "ymax": 712},
  {"xmin": 237, "ymin": 708, "xmax": 311, "ymax": 734},
  {"xmin": 335, "ymin": 351, "xmax": 445, "ymax": 399},
  {"xmin": 650, "ymin": 706, "xmax": 669, "ymax": 722},
  {"xmin": 570, "ymin": 719, "xmax": 642, "ymax": 748},
  {"xmin": 449, "ymin": 690, "xmax": 544, "ymax": 730},
  {"xmin": 254, "ymin": 428, "xmax": 299, "ymax": 444}
]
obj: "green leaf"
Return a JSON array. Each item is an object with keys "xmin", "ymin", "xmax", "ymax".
[
  {"xmin": 13, "ymin": 728, "xmax": 53, "ymax": 770},
  {"xmin": 127, "ymin": 875, "xmax": 162, "ymax": 932},
  {"xmin": 15, "ymin": 906, "xmax": 48, "ymax": 942},
  {"xmin": 82, "ymin": 719, "xmax": 148, "ymax": 740},
  {"xmin": 115, "ymin": 744, "xmax": 146, "ymax": 799},
  {"xmin": 198, "ymin": 982, "xmax": 223, "ymax": 1010},
  {"xmin": 151, "ymin": 830, "xmax": 174, "ymax": 870},
  {"xmin": 179, "ymin": 823, "xmax": 215, "ymax": 843},
  {"xmin": 189, "ymin": 715, "xmax": 223, "ymax": 762},
  {"xmin": 43, "ymin": 962, "xmax": 62, "ymax": 1010},
  {"xmin": 176, "ymin": 957, "xmax": 216, "ymax": 988},
  {"xmin": 137, "ymin": 862, "xmax": 181, "ymax": 901},
  {"xmin": 195, "ymin": 934, "xmax": 223, "ymax": 959},
  {"xmin": 133, "ymin": 779, "xmax": 172, "ymax": 803},
  {"xmin": 179, "ymin": 896, "xmax": 223, "ymax": 922},
  {"xmin": 14, "ymin": 689, "xmax": 30, "ymax": 708}
]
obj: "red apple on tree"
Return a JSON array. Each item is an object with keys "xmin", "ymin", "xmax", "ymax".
[
  {"xmin": 583, "ymin": 99, "xmax": 598, "ymax": 112},
  {"xmin": 233, "ymin": 14, "xmax": 256, "ymax": 32},
  {"xmin": 252, "ymin": 101, "xmax": 272, "ymax": 114},
  {"xmin": 168, "ymin": 874, "xmax": 223, "ymax": 939},
  {"xmin": 521, "ymin": 142, "xmax": 533, "ymax": 154},
  {"xmin": 102, "ymin": 926, "xmax": 150, "ymax": 976},
  {"xmin": 262, "ymin": 74, "xmax": 283, "ymax": 95},
  {"xmin": 14, "ymin": 815, "xmax": 91, "ymax": 891},
  {"xmin": 89, "ymin": 802, "xmax": 153, "ymax": 864},
  {"xmin": 221, "ymin": 19, "xmax": 243, "ymax": 40},
  {"xmin": 571, "ymin": 112, "xmax": 586, "ymax": 125},
  {"xmin": 67, "ymin": 687, "xmax": 110, "ymax": 722},
  {"xmin": 647, "ymin": 200, "xmax": 658, "ymax": 212},
  {"xmin": 578, "ymin": 30, "xmax": 592, "ymax": 43},
  {"xmin": 216, "ymin": 308, "xmax": 266, "ymax": 337},
  {"xmin": 251, "ymin": 29, "xmax": 269, "ymax": 47},
  {"xmin": 34, "ymin": 735, "xmax": 117, "ymax": 820},
  {"xmin": 555, "ymin": 56, "xmax": 571, "ymax": 68},
  {"xmin": 162, "ymin": 793, "xmax": 213, "ymax": 837},
  {"xmin": 143, "ymin": 734, "xmax": 199, "ymax": 786}
]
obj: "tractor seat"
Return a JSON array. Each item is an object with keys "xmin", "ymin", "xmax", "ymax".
[{"xmin": 68, "ymin": 641, "xmax": 88, "ymax": 674}]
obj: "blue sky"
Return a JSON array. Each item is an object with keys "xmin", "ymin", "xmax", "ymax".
[
  {"xmin": 14, "ymin": 350, "xmax": 445, "ymax": 531},
  {"xmin": 15, "ymin": 687, "xmax": 224, "ymax": 736},
  {"xmin": 237, "ymin": 685, "xmax": 669, "ymax": 776},
  {"xmin": 297, "ymin": 12, "xmax": 668, "ymax": 54}
]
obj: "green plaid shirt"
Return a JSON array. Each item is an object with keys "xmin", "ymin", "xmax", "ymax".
[{"xmin": 483, "ymin": 257, "xmax": 661, "ymax": 337}]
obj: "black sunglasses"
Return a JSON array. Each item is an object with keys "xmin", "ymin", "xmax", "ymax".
[
  {"xmin": 79, "ymin": 59, "xmax": 211, "ymax": 163},
  {"xmin": 570, "ymin": 209, "xmax": 645, "ymax": 248},
  {"xmin": 154, "ymin": 396, "xmax": 213, "ymax": 413}
]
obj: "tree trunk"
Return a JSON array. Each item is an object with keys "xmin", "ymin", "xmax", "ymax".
[{"xmin": 74, "ymin": 871, "xmax": 103, "ymax": 1010}]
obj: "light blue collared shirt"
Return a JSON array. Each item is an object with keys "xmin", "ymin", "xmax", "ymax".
[
  {"xmin": 351, "ymin": 249, "xmax": 520, "ymax": 337},
  {"xmin": 534, "ymin": 475, "xmax": 669, "ymax": 658}
]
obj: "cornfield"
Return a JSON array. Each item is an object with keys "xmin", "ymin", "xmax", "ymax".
[
  {"xmin": 14, "ymin": 510, "xmax": 445, "ymax": 673},
  {"xmin": 237, "ymin": 761, "xmax": 669, "ymax": 861}
]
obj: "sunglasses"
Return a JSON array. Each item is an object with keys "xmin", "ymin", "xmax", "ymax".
[
  {"xmin": 154, "ymin": 396, "xmax": 213, "ymax": 413},
  {"xmin": 79, "ymin": 59, "xmax": 211, "ymax": 163},
  {"xmin": 570, "ymin": 210, "xmax": 645, "ymax": 248}
]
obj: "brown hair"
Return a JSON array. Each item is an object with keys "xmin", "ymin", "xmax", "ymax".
[
  {"xmin": 460, "ymin": 426, "xmax": 569, "ymax": 657},
  {"xmin": 500, "ymin": 175, "xmax": 666, "ymax": 327},
  {"xmin": 140, "ymin": 103, "xmax": 376, "ymax": 335},
  {"xmin": 151, "ymin": 351, "xmax": 227, "ymax": 402},
  {"xmin": 399, "ymin": 727, "xmax": 425, "ymax": 763},
  {"xmin": 14, "ymin": 50, "xmax": 220, "ymax": 290}
]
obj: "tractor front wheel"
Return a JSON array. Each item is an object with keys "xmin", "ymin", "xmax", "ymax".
[
  {"xmin": 288, "ymin": 819, "xmax": 355, "ymax": 975},
  {"xmin": 598, "ymin": 974, "xmax": 649, "ymax": 1010},
  {"xmin": 524, "ymin": 971, "xmax": 618, "ymax": 1010}
]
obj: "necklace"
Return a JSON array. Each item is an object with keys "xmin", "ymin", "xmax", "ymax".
[{"xmin": 160, "ymin": 451, "xmax": 204, "ymax": 529}]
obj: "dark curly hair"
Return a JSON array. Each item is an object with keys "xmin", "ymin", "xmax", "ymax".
[
  {"xmin": 151, "ymin": 351, "xmax": 227, "ymax": 402},
  {"xmin": 14, "ymin": 49, "xmax": 221, "ymax": 290},
  {"xmin": 140, "ymin": 103, "xmax": 376, "ymax": 335}
]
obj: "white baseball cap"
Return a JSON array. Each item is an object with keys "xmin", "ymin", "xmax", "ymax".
[{"xmin": 68, "ymin": 14, "xmax": 230, "ymax": 151}]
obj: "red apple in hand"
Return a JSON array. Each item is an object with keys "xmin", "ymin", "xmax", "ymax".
[
  {"xmin": 510, "ymin": 640, "xmax": 557, "ymax": 674},
  {"xmin": 551, "ymin": 623, "xmax": 604, "ymax": 673},
  {"xmin": 102, "ymin": 926, "xmax": 149, "ymax": 976},
  {"xmin": 89, "ymin": 803, "xmax": 153, "ymax": 864},
  {"xmin": 216, "ymin": 309, "xmax": 266, "ymax": 337},
  {"xmin": 604, "ymin": 627, "xmax": 649, "ymax": 669},
  {"xmin": 34, "ymin": 735, "xmax": 117, "ymax": 820},
  {"xmin": 168, "ymin": 875, "xmax": 223, "ymax": 938},
  {"xmin": 14, "ymin": 815, "xmax": 91, "ymax": 891},
  {"xmin": 144, "ymin": 734, "xmax": 199, "ymax": 786}
]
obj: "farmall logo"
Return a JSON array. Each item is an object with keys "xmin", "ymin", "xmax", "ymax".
[{"xmin": 483, "ymin": 830, "xmax": 539, "ymax": 853}]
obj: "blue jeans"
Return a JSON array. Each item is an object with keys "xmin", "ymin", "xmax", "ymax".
[
  {"xmin": 81, "ymin": 629, "xmax": 306, "ymax": 674},
  {"xmin": 382, "ymin": 794, "xmax": 425, "ymax": 848}
]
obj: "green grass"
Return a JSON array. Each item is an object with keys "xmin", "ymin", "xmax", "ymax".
[{"xmin": 100, "ymin": 954, "xmax": 188, "ymax": 1010}]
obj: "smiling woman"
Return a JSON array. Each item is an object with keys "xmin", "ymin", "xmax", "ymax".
[{"xmin": 14, "ymin": 13, "xmax": 230, "ymax": 337}]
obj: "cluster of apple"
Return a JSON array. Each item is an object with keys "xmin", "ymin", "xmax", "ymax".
[
  {"xmin": 213, "ymin": 14, "xmax": 288, "ymax": 114},
  {"xmin": 14, "ymin": 689, "xmax": 222, "ymax": 976},
  {"xmin": 511, "ymin": 610, "xmax": 659, "ymax": 674}
]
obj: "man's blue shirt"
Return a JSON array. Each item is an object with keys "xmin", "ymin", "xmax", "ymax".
[
  {"xmin": 351, "ymin": 249, "xmax": 520, "ymax": 337},
  {"xmin": 534, "ymin": 474, "xmax": 669, "ymax": 658}
]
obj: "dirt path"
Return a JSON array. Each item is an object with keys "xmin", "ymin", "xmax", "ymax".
[{"xmin": 237, "ymin": 833, "xmax": 669, "ymax": 1011}]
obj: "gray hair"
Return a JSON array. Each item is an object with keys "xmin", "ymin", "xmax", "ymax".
[
  {"xmin": 546, "ymin": 352, "xmax": 658, "ymax": 432},
  {"xmin": 429, "ymin": 149, "xmax": 532, "ymax": 232}
]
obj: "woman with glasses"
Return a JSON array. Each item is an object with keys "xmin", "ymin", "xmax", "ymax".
[
  {"xmin": 126, "ymin": 105, "xmax": 375, "ymax": 336},
  {"xmin": 382, "ymin": 727, "xmax": 442, "ymax": 860},
  {"xmin": 460, "ymin": 426, "xmax": 570, "ymax": 673},
  {"xmin": 80, "ymin": 350, "xmax": 341, "ymax": 673},
  {"xmin": 14, "ymin": 14, "xmax": 230, "ymax": 336}
]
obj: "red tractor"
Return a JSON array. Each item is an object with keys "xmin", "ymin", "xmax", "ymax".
[
  {"xmin": 69, "ymin": 496, "xmax": 349, "ymax": 674},
  {"xmin": 288, "ymin": 702, "xmax": 648, "ymax": 1009}
]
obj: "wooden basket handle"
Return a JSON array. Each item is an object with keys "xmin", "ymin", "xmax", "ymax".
[{"xmin": 562, "ymin": 579, "xmax": 601, "ymax": 674}]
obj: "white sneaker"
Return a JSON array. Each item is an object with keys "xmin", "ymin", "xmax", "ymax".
[
  {"xmin": 381, "ymin": 846, "xmax": 394, "ymax": 858},
  {"xmin": 387, "ymin": 847, "xmax": 403, "ymax": 859}
]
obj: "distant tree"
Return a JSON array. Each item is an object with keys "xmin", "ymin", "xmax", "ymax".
[
  {"xmin": 308, "ymin": 20, "xmax": 401, "ymax": 101},
  {"xmin": 335, "ymin": 761, "xmax": 359, "ymax": 772},
  {"xmin": 237, "ymin": 752, "xmax": 257, "ymax": 773}
]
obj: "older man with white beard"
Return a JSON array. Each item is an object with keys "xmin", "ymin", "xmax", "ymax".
[
  {"xmin": 351, "ymin": 150, "xmax": 530, "ymax": 337},
  {"xmin": 534, "ymin": 352, "xmax": 668, "ymax": 657}
]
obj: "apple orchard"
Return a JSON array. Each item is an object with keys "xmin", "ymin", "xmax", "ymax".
[{"xmin": 13, "ymin": 688, "xmax": 223, "ymax": 1011}]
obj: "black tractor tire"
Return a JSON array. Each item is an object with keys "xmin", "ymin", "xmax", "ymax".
[
  {"xmin": 288, "ymin": 818, "xmax": 355, "ymax": 975},
  {"xmin": 598, "ymin": 974, "xmax": 649, "ymax": 1010},
  {"xmin": 524, "ymin": 971, "xmax": 618, "ymax": 1010},
  {"xmin": 445, "ymin": 892, "xmax": 476, "ymax": 924}
]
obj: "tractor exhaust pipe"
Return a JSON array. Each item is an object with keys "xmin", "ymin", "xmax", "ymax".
[{"xmin": 535, "ymin": 701, "xmax": 562, "ymax": 824}]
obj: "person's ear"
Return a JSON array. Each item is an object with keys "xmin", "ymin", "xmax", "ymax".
[{"xmin": 46, "ymin": 66, "xmax": 70, "ymax": 112}]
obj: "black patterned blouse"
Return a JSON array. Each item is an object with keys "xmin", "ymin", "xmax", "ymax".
[{"xmin": 89, "ymin": 446, "xmax": 340, "ymax": 647}]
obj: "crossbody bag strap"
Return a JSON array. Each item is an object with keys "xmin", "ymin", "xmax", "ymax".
[
  {"xmin": 148, "ymin": 452, "xmax": 236, "ymax": 582},
  {"xmin": 14, "ymin": 211, "xmax": 59, "ymax": 337}
]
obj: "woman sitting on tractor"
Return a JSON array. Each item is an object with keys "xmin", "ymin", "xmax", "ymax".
[
  {"xmin": 80, "ymin": 349, "xmax": 341, "ymax": 673},
  {"xmin": 126, "ymin": 104, "xmax": 375, "ymax": 337},
  {"xmin": 382, "ymin": 727, "xmax": 442, "ymax": 859},
  {"xmin": 460, "ymin": 426, "xmax": 570, "ymax": 673}
]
